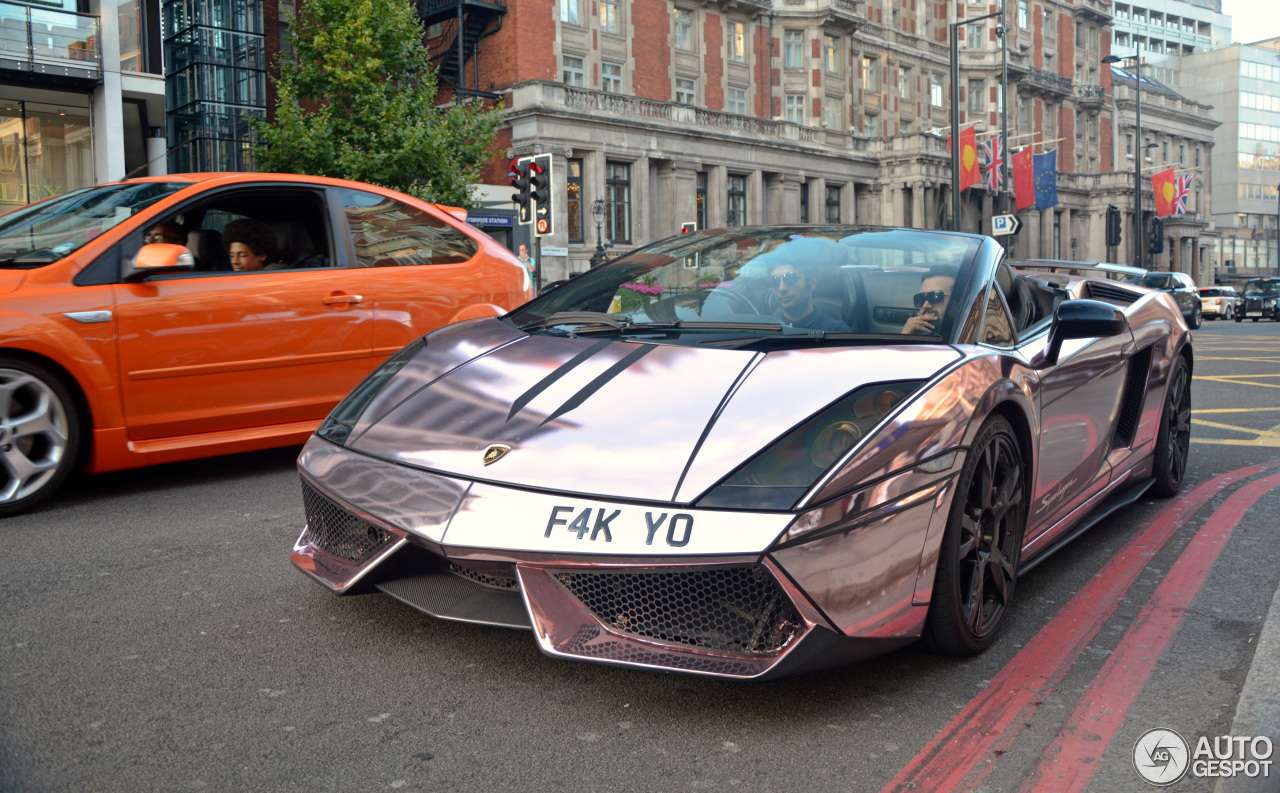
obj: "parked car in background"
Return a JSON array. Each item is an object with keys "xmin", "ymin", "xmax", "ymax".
[
  {"xmin": 291, "ymin": 226, "xmax": 1193, "ymax": 679},
  {"xmin": 1199, "ymin": 285, "xmax": 1240, "ymax": 321},
  {"xmin": 0, "ymin": 173, "xmax": 533, "ymax": 516},
  {"xmin": 1124, "ymin": 270, "xmax": 1201, "ymax": 328},
  {"xmin": 1239, "ymin": 277, "xmax": 1280, "ymax": 322}
]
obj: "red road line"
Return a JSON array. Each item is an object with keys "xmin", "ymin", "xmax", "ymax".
[
  {"xmin": 1017, "ymin": 470, "xmax": 1280, "ymax": 793},
  {"xmin": 881, "ymin": 460, "xmax": 1280, "ymax": 793}
]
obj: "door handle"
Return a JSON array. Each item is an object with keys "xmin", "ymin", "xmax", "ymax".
[{"xmin": 322, "ymin": 294, "xmax": 363, "ymax": 305}]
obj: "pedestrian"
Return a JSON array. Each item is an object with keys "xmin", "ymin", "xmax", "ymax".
[{"xmin": 517, "ymin": 243, "xmax": 535, "ymax": 279}]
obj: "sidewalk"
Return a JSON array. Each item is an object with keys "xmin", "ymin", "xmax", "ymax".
[{"xmin": 1216, "ymin": 578, "xmax": 1280, "ymax": 793}]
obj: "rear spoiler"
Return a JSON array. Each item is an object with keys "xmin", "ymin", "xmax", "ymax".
[{"xmin": 1009, "ymin": 259, "xmax": 1146, "ymax": 278}]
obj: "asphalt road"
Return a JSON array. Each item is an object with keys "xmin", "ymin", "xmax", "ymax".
[{"xmin": 3, "ymin": 318, "xmax": 1279, "ymax": 793}]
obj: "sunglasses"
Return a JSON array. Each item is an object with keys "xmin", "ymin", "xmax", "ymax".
[
  {"xmin": 913, "ymin": 290, "xmax": 951, "ymax": 308},
  {"xmin": 770, "ymin": 272, "xmax": 804, "ymax": 287}
]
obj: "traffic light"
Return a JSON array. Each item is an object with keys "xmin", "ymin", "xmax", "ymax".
[
  {"xmin": 1106, "ymin": 204, "xmax": 1122, "ymax": 248},
  {"xmin": 530, "ymin": 153, "xmax": 553, "ymax": 237},
  {"xmin": 509, "ymin": 158, "xmax": 532, "ymax": 224},
  {"xmin": 1148, "ymin": 216, "xmax": 1164, "ymax": 255}
]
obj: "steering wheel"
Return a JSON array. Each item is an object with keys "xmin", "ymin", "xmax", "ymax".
[{"xmin": 700, "ymin": 285, "xmax": 760, "ymax": 316}]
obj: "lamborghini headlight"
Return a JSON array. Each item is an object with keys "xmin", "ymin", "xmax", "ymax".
[
  {"xmin": 696, "ymin": 381, "xmax": 923, "ymax": 510},
  {"xmin": 316, "ymin": 337, "xmax": 427, "ymax": 445}
]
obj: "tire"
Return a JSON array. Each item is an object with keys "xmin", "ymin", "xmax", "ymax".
[
  {"xmin": 923, "ymin": 415, "xmax": 1026, "ymax": 656},
  {"xmin": 1150, "ymin": 354, "xmax": 1191, "ymax": 498},
  {"xmin": 1253, "ymin": 318, "xmax": 1259, "ymax": 322},
  {"xmin": 0, "ymin": 358, "xmax": 81, "ymax": 518},
  {"xmin": 1188, "ymin": 305, "xmax": 1202, "ymax": 329}
]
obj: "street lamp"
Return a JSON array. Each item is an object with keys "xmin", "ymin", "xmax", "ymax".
[
  {"xmin": 1103, "ymin": 52, "xmax": 1147, "ymax": 270},
  {"xmin": 949, "ymin": 7, "xmax": 1004, "ymax": 233},
  {"xmin": 590, "ymin": 198, "xmax": 606, "ymax": 269}
]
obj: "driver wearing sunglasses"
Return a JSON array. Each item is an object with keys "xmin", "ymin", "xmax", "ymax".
[
  {"xmin": 769, "ymin": 262, "xmax": 850, "ymax": 332},
  {"xmin": 902, "ymin": 266, "xmax": 957, "ymax": 335}
]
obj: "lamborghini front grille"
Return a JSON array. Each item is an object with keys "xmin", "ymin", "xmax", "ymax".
[
  {"xmin": 449, "ymin": 562, "xmax": 519, "ymax": 591},
  {"xmin": 551, "ymin": 565, "xmax": 802, "ymax": 657},
  {"xmin": 300, "ymin": 481, "xmax": 396, "ymax": 564}
]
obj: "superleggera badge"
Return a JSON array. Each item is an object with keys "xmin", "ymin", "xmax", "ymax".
[{"xmin": 483, "ymin": 445, "xmax": 511, "ymax": 465}]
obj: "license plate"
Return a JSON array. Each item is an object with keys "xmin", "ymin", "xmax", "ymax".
[{"xmin": 1248, "ymin": 312, "xmax": 1262, "ymax": 317}]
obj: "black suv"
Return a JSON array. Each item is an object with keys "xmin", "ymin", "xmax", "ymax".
[
  {"xmin": 1124, "ymin": 271, "xmax": 1202, "ymax": 328},
  {"xmin": 1239, "ymin": 277, "xmax": 1280, "ymax": 322}
]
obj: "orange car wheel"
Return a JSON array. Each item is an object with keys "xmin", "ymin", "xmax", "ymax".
[{"xmin": 0, "ymin": 356, "xmax": 82, "ymax": 518}]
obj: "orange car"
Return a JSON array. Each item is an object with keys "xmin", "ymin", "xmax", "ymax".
[{"xmin": 0, "ymin": 173, "xmax": 533, "ymax": 516}]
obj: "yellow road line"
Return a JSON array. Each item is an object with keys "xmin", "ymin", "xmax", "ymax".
[
  {"xmin": 1194, "ymin": 376, "xmax": 1280, "ymax": 389},
  {"xmin": 1193, "ymin": 407, "xmax": 1280, "ymax": 413},
  {"xmin": 1192, "ymin": 419, "xmax": 1280, "ymax": 439},
  {"xmin": 1191, "ymin": 437, "xmax": 1280, "ymax": 448}
]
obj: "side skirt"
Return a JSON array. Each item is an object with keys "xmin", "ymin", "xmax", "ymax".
[{"xmin": 1018, "ymin": 477, "xmax": 1155, "ymax": 575}]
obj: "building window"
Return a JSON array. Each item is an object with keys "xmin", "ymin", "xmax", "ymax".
[
  {"xmin": 727, "ymin": 174, "xmax": 747, "ymax": 226},
  {"xmin": 560, "ymin": 0, "xmax": 579, "ymax": 26},
  {"xmin": 931, "ymin": 74, "xmax": 943, "ymax": 106},
  {"xmin": 675, "ymin": 76, "xmax": 696, "ymax": 104},
  {"xmin": 785, "ymin": 94, "xmax": 804, "ymax": 123},
  {"xmin": 562, "ymin": 55, "xmax": 585, "ymax": 86},
  {"xmin": 824, "ymin": 35, "xmax": 839, "ymax": 74},
  {"xmin": 1196, "ymin": 147, "xmax": 1201, "ymax": 167},
  {"xmin": 567, "ymin": 158, "xmax": 583, "ymax": 243},
  {"xmin": 1179, "ymin": 143, "xmax": 1185, "ymax": 164},
  {"xmin": 898, "ymin": 66, "xmax": 911, "ymax": 99},
  {"xmin": 799, "ymin": 182, "xmax": 809, "ymax": 223},
  {"xmin": 966, "ymin": 24, "xmax": 983, "ymax": 49},
  {"xmin": 1126, "ymin": 133, "xmax": 1133, "ymax": 157},
  {"xmin": 696, "ymin": 171, "xmax": 707, "ymax": 230},
  {"xmin": 727, "ymin": 85, "xmax": 747, "ymax": 115},
  {"xmin": 598, "ymin": 0, "xmax": 618, "ymax": 33},
  {"xmin": 863, "ymin": 115, "xmax": 877, "ymax": 135},
  {"xmin": 967, "ymin": 78, "xmax": 983, "ymax": 112},
  {"xmin": 1162, "ymin": 141, "xmax": 1168, "ymax": 162},
  {"xmin": 1018, "ymin": 97, "xmax": 1029, "ymax": 128},
  {"xmin": 0, "ymin": 101, "xmax": 93, "ymax": 208},
  {"xmin": 784, "ymin": 30, "xmax": 804, "ymax": 68},
  {"xmin": 602, "ymin": 61, "xmax": 623, "ymax": 93},
  {"xmin": 1043, "ymin": 8, "xmax": 1054, "ymax": 38},
  {"xmin": 279, "ymin": 20, "xmax": 294, "ymax": 58},
  {"xmin": 1017, "ymin": 0, "xmax": 1028, "ymax": 28},
  {"xmin": 862, "ymin": 56, "xmax": 877, "ymax": 91},
  {"xmin": 605, "ymin": 161, "xmax": 631, "ymax": 243},
  {"xmin": 823, "ymin": 97, "xmax": 842, "ymax": 129},
  {"xmin": 728, "ymin": 20, "xmax": 746, "ymax": 62},
  {"xmin": 825, "ymin": 185, "xmax": 841, "ymax": 223},
  {"xmin": 673, "ymin": 8, "xmax": 693, "ymax": 51}
]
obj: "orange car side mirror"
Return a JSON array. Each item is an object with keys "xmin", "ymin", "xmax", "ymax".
[{"xmin": 125, "ymin": 243, "xmax": 196, "ymax": 282}]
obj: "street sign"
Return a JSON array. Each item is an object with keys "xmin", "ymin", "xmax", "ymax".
[{"xmin": 992, "ymin": 214, "xmax": 1022, "ymax": 237}]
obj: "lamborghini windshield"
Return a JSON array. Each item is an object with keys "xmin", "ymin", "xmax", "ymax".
[{"xmin": 507, "ymin": 227, "xmax": 982, "ymax": 346}]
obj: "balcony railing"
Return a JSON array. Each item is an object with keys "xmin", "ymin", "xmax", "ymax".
[
  {"xmin": 1076, "ymin": 83, "xmax": 1106, "ymax": 108},
  {"xmin": 0, "ymin": 1, "xmax": 100, "ymax": 86},
  {"xmin": 1020, "ymin": 67, "xmax": 1073, "ymax": 97}
]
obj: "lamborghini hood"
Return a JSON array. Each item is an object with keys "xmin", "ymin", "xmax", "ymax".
[{"xmin": 346, "ymin": 321, "xmax": 962, "ymax": 503}]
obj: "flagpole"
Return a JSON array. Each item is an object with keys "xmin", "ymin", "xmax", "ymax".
[
  {"xmin": 951, "ymin": 7, "xmax": 1003, "ymax": 233},
  {"xmin": 1000, "ymin": 2, "xmax": 1011, "ymax": 253}
]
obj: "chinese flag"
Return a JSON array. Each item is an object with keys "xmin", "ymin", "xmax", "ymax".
[
  {"xmin": 1152, "ymin": 168, "xmax": 1177, "ymax": 218},
  {"xmin": 1012, "ymin": 146, "xmax": 1035, "ymax": 210}
]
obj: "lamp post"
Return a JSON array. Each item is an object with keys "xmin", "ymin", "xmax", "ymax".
[
  {"xmin": 950, "ymin": 8, "xmax": 1004, "ymax": 233},
  {"xmin": 1103, "ymin": 53, "xmax": 1145, "ymax": 270},
  {"xmin": 590, "ymin": 198, "xmax": 606, "ymax": 269}
]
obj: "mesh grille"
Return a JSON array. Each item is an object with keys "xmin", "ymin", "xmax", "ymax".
[
  {"xmin": 448, "ymin": 563, "xmax": 519, "ymax": 591},
  {"xmin": 552, "ymin": 565, "xmax": 802, "ymax": 657},
  {"xmin": 1115, "ymin": 346, "xmax": 1153, "ymax": 447},
  {"xmin": 1087, "ymin": 282, "xmax": 1140, "ymax": 305},
  {"xmin": 300, "ymin": 481, "xmax": 396, "ymax": 564}
]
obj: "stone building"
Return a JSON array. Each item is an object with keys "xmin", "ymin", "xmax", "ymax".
[{"xmin": 427, "ymin": 0, "xmax": 1126, "ymax": 278}]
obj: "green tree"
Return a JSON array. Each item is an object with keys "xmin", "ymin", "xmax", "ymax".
[{"xmin": 253, "ymin": 0, "xmax": 502, "ymax": 206}]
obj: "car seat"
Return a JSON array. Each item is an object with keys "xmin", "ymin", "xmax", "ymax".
[
  {"xmin": 186, "ymin": 229, "xmax": 229, "ymax": 271},
  {"xmin": 273, "ymin": 221, "xmax": 322, "ymax": 268}
]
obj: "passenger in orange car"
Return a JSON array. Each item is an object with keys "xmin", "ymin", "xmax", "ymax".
[
  {"xmin": 145, "ymin": 221, "xmax": 186, "ymax": 245},
  {"xmin": 224, "ymin": 218, "xmax": 286, "ymax": 271}
]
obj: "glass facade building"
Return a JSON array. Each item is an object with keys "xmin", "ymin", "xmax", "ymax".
[
  {"xmin": 163, "ymin": 0, "xmax": 265, "ymax": 172},
  {"xmin": 0, "ymin": 98, "xmax": 92, "ymax": 207}
]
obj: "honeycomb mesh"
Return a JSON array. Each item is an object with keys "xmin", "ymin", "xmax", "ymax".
[
  {"xmin": 300, "ymin": 481, "xmax": 396, "ymax": 564},
  {"xmin": 552, "ymin": 565, "xmax": 802, "ymax": 656},
  {"xmin": 449, "ymin": 563, "xmax": 519, "ymax": 591}
]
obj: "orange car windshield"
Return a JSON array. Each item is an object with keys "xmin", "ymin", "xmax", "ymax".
[{"xmin": 0, "ymin": 181, "xmax": 190, "ymax": 268}]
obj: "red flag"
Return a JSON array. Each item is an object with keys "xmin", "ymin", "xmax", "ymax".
[
  {"xmin": 1012, "ymin": 146, "xmax": 1035, "ymax": 210},
  {"xmin": 1152, "ymin": 168, "xmax": 1177, "ymax": 218},
  {"xmin": 958, "ymin": 127, "xmax": 980, "ymax": 190}
]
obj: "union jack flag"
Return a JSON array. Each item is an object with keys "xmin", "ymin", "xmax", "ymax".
[
  {"xmin": 1173, "ymin": 172, "xmax": 1193, "ymax": 215},
  {"xmin": 982, "ymin": 135, "xmax": 1004, "ymax": 194}
]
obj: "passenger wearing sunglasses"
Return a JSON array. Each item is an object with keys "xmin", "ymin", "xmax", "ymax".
[
  {"xmin": 902, "ymin": 266, "xmax": 957, "ymax": 335},
  {"xmin": 769, "ymin": 262, "xmax": 851, "ymax": 332}
]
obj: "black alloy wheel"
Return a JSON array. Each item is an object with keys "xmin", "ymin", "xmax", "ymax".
[
  {"xmin": 924, "ymin": 415, "xmax": 1026, "ymax": 656},
  {"xmin": 1151, "ymin": 354, "xmax": 1191, "ymax": 498}
]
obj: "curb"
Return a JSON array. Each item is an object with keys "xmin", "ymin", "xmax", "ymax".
[{"xmin": 1215, "ymin": 576, "xmax": 1280, "ymax": 793}]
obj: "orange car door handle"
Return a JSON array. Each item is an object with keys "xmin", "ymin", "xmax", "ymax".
[{"xmin": 322, "ymin": 294, "xmax": 363, "ymax": 305}]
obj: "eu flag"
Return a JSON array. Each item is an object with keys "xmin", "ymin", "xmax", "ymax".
[{"xmin": 1033, "ymin": 150, "xmax": 1058, "ymax": 210}]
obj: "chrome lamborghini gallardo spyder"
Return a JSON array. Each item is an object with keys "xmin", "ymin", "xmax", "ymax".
[{"xmin": 290, "ymin": 227, "xmax": 1193, "ymax": 679}]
